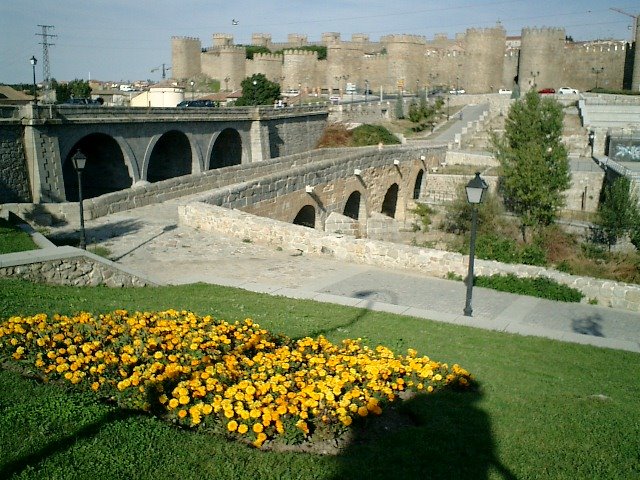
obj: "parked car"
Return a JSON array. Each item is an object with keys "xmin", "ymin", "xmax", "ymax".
[
  {"xmin": 449, "ymin": 88, "xmax": 465, "ymax": 95},
  {"xmin": 498, "ymin": 88, "xmax": 512, "ymax": 95},
  {"xmin": 538, "ymin": 88, "xmax": 556, "ymax": 94},
  {"xmin": 557, "ymin": 87, "xmax": 579, "ymax": 95},
  {"xmin": 177, "ymin": 99, "xmax": 216, "ymax": 107}
]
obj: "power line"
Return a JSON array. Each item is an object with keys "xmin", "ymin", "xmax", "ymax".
[{"xmin": 36, "ymin": 24, "xmax": 57, "ymax": 90}]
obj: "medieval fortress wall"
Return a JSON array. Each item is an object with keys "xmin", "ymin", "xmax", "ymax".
[{"xmin": 172, "ymin": 24, "xmax": 635, "ymax": 95}]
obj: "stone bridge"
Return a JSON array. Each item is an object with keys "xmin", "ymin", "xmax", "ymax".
[{"xmin": 0, "ymin": 104, "xmax": 328, "ymax": 204}]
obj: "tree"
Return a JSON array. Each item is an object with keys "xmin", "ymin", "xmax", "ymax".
[
  {"xmin": 55, "ymin": 79, "xmax": 92, "ymax": 103},
  {"xmin": 594, "ymin": 176, "xmax": 640, "ymax": 250},
  {"xmin": 491, "ymin": 89, "xmax": 570, "ymax": 241},
  {"xmin": 235, "ymin": 74, "xmax": 280, "ymax": 106}
]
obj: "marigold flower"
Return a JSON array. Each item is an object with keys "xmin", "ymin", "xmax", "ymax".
[{"xmin": 227, "ymin": 420, "xmax": 238, "ymax": 432}]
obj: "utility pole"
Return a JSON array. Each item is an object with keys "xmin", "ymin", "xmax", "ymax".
[
  {"xmin": 610, "ymin": 8, "xmax": 640, "ymax": 91},
  {"xmin": 36, "ymin": 24, "xmax": 57, "ymax": 94}
]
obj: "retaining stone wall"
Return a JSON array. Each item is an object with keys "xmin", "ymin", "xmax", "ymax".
[
  {"xmin": 179, "ymin": 202, "xmax": 640, "ymax": 312},
  {"xmin": 0, "ymin": 125, "xmax": 30, "ymax": 203},
  {"xmin": 0, "ymin": 247, "xmax": 154, "ymax": 288}
]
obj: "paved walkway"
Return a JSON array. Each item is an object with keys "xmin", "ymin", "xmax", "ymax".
[{"xmin": 47, "ymin": 198, "xmax": 640, "ymax": 354}]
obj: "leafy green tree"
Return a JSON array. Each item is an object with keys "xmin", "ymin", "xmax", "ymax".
[
  {"xmin": 55, "ymin": 79, "xmax": 92, "ymax": 102},
  {"xmin": 594, "ymin": 177, "xmax": 640, "ymax": 250},
  {"xmin": 491, "ymin": 89, "xmax": 570, "ymax": 241},
  {"xmin": 235, "ymin": 74, "xmax": 280, "ymax": 106},
  {"xmin": 244, "ymin": 46, "xmax": 271, "ymax": 59},
  {"xmin": 351, "ymin": 124, "xmax": 400, "ymax": 146}
]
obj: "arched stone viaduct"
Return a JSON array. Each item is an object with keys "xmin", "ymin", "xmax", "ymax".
[
  {"xmin": 9, "ymin": 104, "xmax": 327, "ymax": 204},
  {"xmin": 191, "ymin": 145, "xmax": 442, "ymax": 236}
]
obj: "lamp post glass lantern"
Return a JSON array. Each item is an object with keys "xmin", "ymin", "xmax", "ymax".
[
  {"xmin": 71, "ymin": 150, "xmax": 88, "ymax": 250},
  {"xmin": 30, "ymin": 56, "xmax": 37, "ymax": 104},
  {"xmin": 463, "ymin": 172, "xmax": 488, "ymax": 317}
]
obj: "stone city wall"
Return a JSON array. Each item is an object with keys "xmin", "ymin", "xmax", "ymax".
[{"xmin": 179, "ymin": 202, "xmax": 640, "ymax": 312}]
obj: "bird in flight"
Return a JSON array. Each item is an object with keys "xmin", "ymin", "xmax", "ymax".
[{"xmin": 232, "ymin": 19, "xmax": 239, "ymax": 25}]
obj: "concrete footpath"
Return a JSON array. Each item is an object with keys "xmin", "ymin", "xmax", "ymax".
[{"xmin": 47, "ymin": 199, "xmax": 640, "ymax": 354}]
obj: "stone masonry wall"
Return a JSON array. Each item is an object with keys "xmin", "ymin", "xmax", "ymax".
[
  {"xmin": 179, "ymin": 202, "xmax": 640, "ymax": 312},
  {"xmin": 0, "ymin": 247, "xmax": 153, "ymax": 287},
  {"xmin": 0, "ymin": 125, "xmax": 30, "ymax": 203}
]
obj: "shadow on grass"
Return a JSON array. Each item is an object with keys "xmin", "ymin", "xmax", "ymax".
[
  {"xmin": 301, "ymin": 293, "xmax": 378, "ymax": 340},
  {"xmin": 332, "ymin": 389, "xmax": 517, "ymax": 480},
  {"xmin": 0, "ymin": 409, "xmax": 137, "ymax": 479}
]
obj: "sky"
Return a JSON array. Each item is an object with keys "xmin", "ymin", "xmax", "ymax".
[{"xmin": 1, "ymin": 0, "xmax": 638, "ymax": 85}]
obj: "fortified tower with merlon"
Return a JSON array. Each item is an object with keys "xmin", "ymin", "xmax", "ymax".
[{"xmin": 171, "ymin": 24, "xmax": 636, "ymax": 95}]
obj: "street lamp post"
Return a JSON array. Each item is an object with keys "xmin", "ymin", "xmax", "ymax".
[
  {"xmin": 190, "ymin": 81, "xmax": 195, "ymax": 100},
  {"xmin": 592, "ymin": 67, "xmax": 604, "ymax": 89},
  {"xmin": 447, "ymin": 95, "xmax": 450, "ymax": 121},
  {"xmin": 30, "ymin": 56, "xmax": 38, "ymax": 104},
  {"xmin": 463, "ymin": 172, "xmax": 488, "ymax": 317},
  {"xmin": 252, "ymin": 79, "xmax": 257, "ymax": 106},
  {"xmin": 71, "ymin": 150, "xmax": 88, "ymax": 250},
  {"xmin": 365, "ymin": 79, "xmax": 369, "ymax": 103},
  {"xmin": 298, "ymin": 82, "xmax": 302, "ymax": 106}
]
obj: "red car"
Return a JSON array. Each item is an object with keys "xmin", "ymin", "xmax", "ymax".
[{"xmin": 538, "ymin": 88, "xmax": 555, "ymax": 94}]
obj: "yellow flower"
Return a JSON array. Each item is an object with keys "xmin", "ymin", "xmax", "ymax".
[
  {"xmin": 238, "ymin": 423, "xmax": 249, "ymax": 434},
  {"xmin": 168, "ymin": 398, "xmax": 179, "ymax": 409},
  {"xmin": 252, "ymin": 423, "xmax": 264, "ymax": 433},
  {"xmin": 227, "ymin": 420, "xmax": 238, "ymax": 432}
]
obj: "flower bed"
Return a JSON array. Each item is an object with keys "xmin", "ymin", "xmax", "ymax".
[{"xmin": 0, "ymin": 309, "xmax": 475, "ymax": 448}]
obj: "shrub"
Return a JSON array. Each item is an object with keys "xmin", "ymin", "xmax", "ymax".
[
  {"xmin": 351, "ymin": 124, "xmax": 400, "ymax": 147},
  {"xmin": 475, "ymin": 274, "xmax": 583, "ymax": 302}
]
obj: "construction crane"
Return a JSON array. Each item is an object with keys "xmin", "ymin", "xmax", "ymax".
[
  {"xmin": 151, "ymin": 64, "xmax": 171, "ymax": 79},
  {"xmin": 610, "ymin": 7, "xmax": 640, "ymax": 91},
  {"xmin": 610, "ymin": 7, "xmax": 638, "ymax": 42}
]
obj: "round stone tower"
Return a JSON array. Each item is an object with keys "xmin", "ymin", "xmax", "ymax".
[
  {"xmin": 212, "ymin": 33, "xmax": 234, "ymax": 47},
  {"xmin": 171, "ymin": 36, "xmax": 202, "ymax": 80},
  {"xmin": 463, "ymin": 25, "xmax": 506, "ymax": 93},
  {"xmin": 380, "ymin": 35, "xmax": 427, "ymax": 93},
  {"xmin": 519, "ymin": 27, "xmax": 565, "ymax": 92},
  {"xmin": 252, "ymin": 33, "xmax": 272, "ymax": 48}
]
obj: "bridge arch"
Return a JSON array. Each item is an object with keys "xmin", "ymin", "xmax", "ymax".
[
  {"xmin": 343, "ymin": 190, "xmax": 364, "ymax": 220},
  {"xmin": 413, "ymin": 169, "xmax": 424, "ymax": 200},
  {"xmin": 145, "ymin": 130, "xmax": 193, "ymax": 183},
  {"xmin": 62, "ymin": 133, "xmax": 132, "ymax": 201},
  {"xmin": 293, "ymin": 205, "xmax": 316, "ymax": 228},
  {"xmin": 381, "ymin": 183, "xmax": 399, "ymax": 218},
  {"xmin": 209, "ymin": 128, "xmax": 243, "ymax": 169}
]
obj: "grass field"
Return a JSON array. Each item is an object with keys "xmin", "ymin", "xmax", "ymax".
[{"xmin": 1, "ymin": 278, "xmax": 639, "ymax": 480}]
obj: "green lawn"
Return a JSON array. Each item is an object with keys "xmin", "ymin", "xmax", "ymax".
[
  {"xmin": 0, "ymin": 217, "xmax": 38, "ymax": 254},
  {"xmin": 1, "ymin": 278, "xmax": 639, "ymax": 479}
]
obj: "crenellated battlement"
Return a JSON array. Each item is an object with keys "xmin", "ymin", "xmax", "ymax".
[
  {"xmin": 172, "ymin": 27, "xmax": 631, "ymax": 94},
  {"xmin": 521, "ymin": 27, "xmax": 565, "ymax": 38},
  {"xmin": 380, "ymin": 34, "xmax": 427, "ymax": 45},
  {"xmin": 252, "ymin": 52, "xmax": 284, "ymax": 61},
  {"xmin": 283, "ymin": 49, "xmax": 319, "ymax": 57},
  {"xmin": 171, "ymin": 36, "xmax": 201, "ymax": 43}
]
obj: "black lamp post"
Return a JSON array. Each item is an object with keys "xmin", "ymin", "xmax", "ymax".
[
  {"xmin": 252, "ymin": 79, "xmax": 257, "ymax": 106},
  {"xmin": 30, "ymin": 56, "xmax": 38, "ymax": 104},
  {"xmin": 71, "ymin": 150, "xmax": 87, "ymax": 250},
  {"xmin": 463, "ymin": 172, "xmax": 488, "ymax": 317},
  {"xmin": 592, "ymin": 67, "xmax": 604, "ymax": 89},
  {"xmin": 298, "ymin": 82, "xmax": 302, "ymax": 107},
  {"xmin": 588, "ymin": 130, "xmax": 595, "ymax": 157},
  {"xmin": 364, "ymin": 79, "xmax": 369, "ymax": 103}
]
